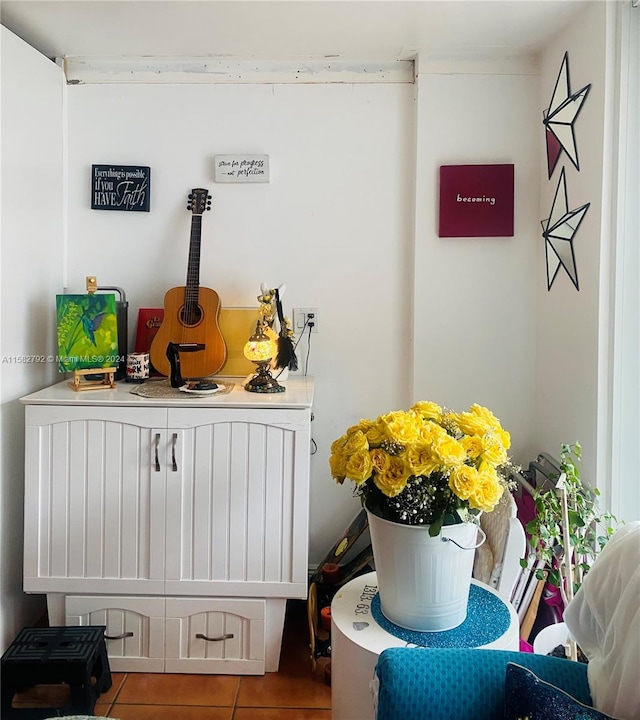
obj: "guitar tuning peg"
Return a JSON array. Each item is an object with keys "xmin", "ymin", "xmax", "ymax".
[
  {"xmin": 187, "ymin": 204, "xmax": 192, "ymax": 211},
  {"xmin": 188, "ymin": 193, "xmax": 193, "ymax": 200}
]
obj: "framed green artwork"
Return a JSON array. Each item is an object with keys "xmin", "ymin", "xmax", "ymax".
[{"xmin": 56, "ymin": 293, "xmax": 119, "ymax": 372}]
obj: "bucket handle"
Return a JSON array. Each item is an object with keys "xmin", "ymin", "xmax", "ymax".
[{"xmin": 441, "ymin": 527, "xmax": 486, "ymax": 550}]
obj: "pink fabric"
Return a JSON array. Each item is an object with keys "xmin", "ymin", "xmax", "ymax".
[{"xmin": 514, "ymin": 491, "xmax": 536, "ymax": 531}]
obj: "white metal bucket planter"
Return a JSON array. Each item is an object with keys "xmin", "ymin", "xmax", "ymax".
[{"xmin": 367, "ymin": 510, "xmax": 485, "ymax": 632}]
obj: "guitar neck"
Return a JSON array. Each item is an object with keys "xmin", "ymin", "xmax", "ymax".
[{"xmin": 185, "ymin": 214, "xmax": 202, "ymax": 304}]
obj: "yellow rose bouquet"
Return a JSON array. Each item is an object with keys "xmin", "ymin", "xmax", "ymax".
[{"xmin": 330, "ymin": 401, "xmax": 514, "ymax": 536}]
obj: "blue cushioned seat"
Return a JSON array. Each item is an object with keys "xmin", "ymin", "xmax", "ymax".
[{"xmin": 374, "ymin": 647, "xmax": 590, "ymax": 720}]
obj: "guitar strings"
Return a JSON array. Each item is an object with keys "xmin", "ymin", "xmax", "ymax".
[{"xmin": 184, "ymin": 212, "xmax": 202, "ymax": 333}]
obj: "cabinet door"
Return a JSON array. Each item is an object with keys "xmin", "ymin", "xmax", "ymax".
[
  {"xmin": 164, "ymin": 408, "xmax": 310, "ymax": 598},
  {"xmin": 165, "ymin": 597, "xmax": 265, "ymax": 674},
  {"xmin": 24, "ymin": 405, "xmax": 167, "ymax": 594},
  {"xmin": 66, "ymin": 595, "xmax": 165, "ymax": 672}
]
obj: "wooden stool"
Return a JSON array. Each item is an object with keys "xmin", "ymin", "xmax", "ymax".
[{"xmin": 1, "ymin": 626, "xmax": 112, "ymax": 719}]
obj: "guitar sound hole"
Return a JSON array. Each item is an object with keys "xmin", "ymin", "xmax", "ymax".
[{"xmin": 179, "ymin": 304, "xmax": 203, "ymax": 328}]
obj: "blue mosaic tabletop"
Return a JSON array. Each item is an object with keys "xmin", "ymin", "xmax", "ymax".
[{"xmin": 370, "ymin": 583, "xmax": 511, "ymax": 648}]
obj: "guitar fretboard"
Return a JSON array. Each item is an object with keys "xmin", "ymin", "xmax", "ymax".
[{"xmin": 185, "ymin": 214, "xmax": 202, "ymax": 306}]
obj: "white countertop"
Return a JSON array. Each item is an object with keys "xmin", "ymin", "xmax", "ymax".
[{"xmin": 20, "ymin": 375, "xmax": 314, "ymax": 409}]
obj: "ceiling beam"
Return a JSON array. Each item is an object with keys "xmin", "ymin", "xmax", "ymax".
[{"xmin": 61, "ymin": 57, "xmax": 416, "ymax": 84}]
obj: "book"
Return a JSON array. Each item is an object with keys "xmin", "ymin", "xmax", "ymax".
[
  {"xmin": 135, "ymin": 308, "xmax": 164, "ymax": 376},
  {"xmin": 135, "ymin": 308, "xmax": 164, "ymax": 354}
]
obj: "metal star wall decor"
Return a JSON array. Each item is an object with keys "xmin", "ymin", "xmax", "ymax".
[
  {"xmin": 542, "ymin": 167, "xmax": 590, "ymax": 291},
  {"xmin": 543, "ymin": 51, "xmax": 591, "ymax": 178}
]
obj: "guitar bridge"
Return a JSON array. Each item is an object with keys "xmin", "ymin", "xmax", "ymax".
[{"xmin": 173, "ymin": 343, "xmax": 205, "ymax": 352}]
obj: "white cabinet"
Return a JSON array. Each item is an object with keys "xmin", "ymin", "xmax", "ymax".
[{"xmin": 22, "ymin": 379, "xmax": 313, "ymax": 673}]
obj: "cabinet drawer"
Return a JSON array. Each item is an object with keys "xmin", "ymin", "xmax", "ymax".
[
  {"xmin": 65, "ymin": 596, "xmax": 165, "ymax": 672},
  {"xmin": 165, "ymin": 597, "xmax": 266, "ymax": 674},
  {"xmin": 65, "ymin": 595, "xmax": 266, "ymax": 675}
]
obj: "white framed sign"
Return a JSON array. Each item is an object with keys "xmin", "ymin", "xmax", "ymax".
[{"xmin": 214, "ymin": 155, "xmax": 270, "ymax": 183}]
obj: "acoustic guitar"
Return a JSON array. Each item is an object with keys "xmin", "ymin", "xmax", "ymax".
[{"xmin": 150, "ymin": 188, "xmax": 227, "ymax": 378}]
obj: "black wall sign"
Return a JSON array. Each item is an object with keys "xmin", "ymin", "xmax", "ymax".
[{"xmin": 91, "ymin": 164, "xmax": 151, "ymax": 212}]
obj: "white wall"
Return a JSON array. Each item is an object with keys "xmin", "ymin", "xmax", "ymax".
[
  {"xmin": 412, "ymin": 66, "xmax": 540, "ymax": 465},
  {"xmin": 535, "ymin": 2, "xmax": 611, "ymax": 492},
  {"xmin": 0, "ymin": 27, "xmax": 64, "ymax": 649},
  {"xmin": 65, "ymin": 80, "xmax": 417, "ymax": 561}
]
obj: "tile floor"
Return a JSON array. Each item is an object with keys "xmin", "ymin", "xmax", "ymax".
[{"xmin": 11, "ymin": 600, "xmax": 332, "ymax": 720}]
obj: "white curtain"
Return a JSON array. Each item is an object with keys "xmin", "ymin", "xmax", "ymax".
[{"xmin": 610, "ymin": 0, "xmax": 640, "ymax": 522}]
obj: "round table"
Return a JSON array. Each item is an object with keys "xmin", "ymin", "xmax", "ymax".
[{"xmin": 331, "ymin": 571, "xmax": 519, "ymax": 720}]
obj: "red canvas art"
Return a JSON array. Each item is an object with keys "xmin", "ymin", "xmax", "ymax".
[{"xmin": 438, "ymin": 164, "xmax": 514, "ymax": 238}]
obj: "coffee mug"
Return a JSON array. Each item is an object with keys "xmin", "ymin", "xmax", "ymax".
[{"xmin": 126, "ymin": 352, "xmax": 150, "ymax": 382}]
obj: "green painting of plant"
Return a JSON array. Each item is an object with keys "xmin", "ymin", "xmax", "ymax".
[{"xmin": 56, "ymin": 294, "xmax": 119, "ymax": 372}]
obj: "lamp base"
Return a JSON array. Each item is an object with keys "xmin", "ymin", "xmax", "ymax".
[{"xmin": 244, "ymin": 369, "xmax": 285, "ymax": 393}]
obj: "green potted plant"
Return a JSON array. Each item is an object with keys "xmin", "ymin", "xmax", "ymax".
[
  {"xmin": 522, "ymin": 442, "xmax": 619, "ymax": 608},
  {"xmin": 522, "ymin": 442, "xmax": 620, "ymax": 659}
]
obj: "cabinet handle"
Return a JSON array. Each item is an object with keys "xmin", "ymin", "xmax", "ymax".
[
  {"xmin": 171, "ymin": 432, "xmax": 178, "ymax": 472},
  {"xmin": 195, "ymin": 632, "xmax": 234, "ymax": 642},
  {"xmin": 105, "ymin": 631, "xmax": 134, "ymax": 640},
  {"xmin": 154, "ymin": 432, "xmax": 161, "ymax": 472}
]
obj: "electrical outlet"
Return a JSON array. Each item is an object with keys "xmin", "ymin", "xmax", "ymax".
[{"xmin": 293, "ymin": 308, "xmax": 319, "ymax": 333}]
